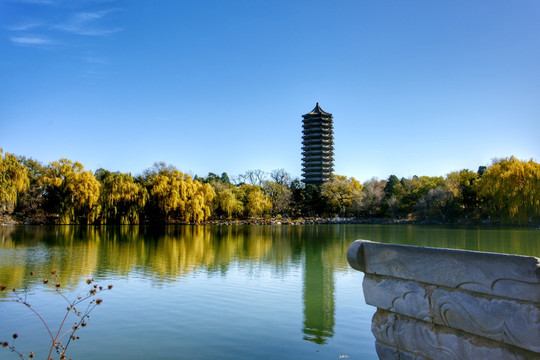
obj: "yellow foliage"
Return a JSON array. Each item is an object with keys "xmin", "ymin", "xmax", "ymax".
[
  {"xmin": 238, "ymin": 184, "xmax": 271, "ymax": 218},
  {"xmin": 183, "ymin": 177, "xmax": 216, "ymax": 223},
  {"xmin": 99, "ymin": 172, "xmax": 148, "ymax": 224},
  {"xmin": 321, "ymin": 175, "xmax": 363, "ymax": 214},
  {"xmin": 146, "ymin": 168, "xmax": 215, "ymax": 222},
  {"xmin": 40, "ymin": 158, "xmax": 100, "ymax": 224},
  {"xmin": 213, "ymin": 182, "xmax": 243, "ymax": 219},
  {"xmin": 0, "ymin": 149, "xmax": 29, "ymax": 212},
  {"xmin": 478, "ymin": 157, "xmax": 540, "ymax": 224}
]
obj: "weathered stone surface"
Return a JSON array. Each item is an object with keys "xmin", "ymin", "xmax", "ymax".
[
  {"xmin": 362, "ymin": 275, "xmax": 430, "ymax": 322},
  {"xmin": 347, "ymin": 240, "xmax": 540, "ymax": 303},
  {"xmin": 372, "ymin": 309, "xmax": 537, "ymax": 360},
  {"xmin": 362, "ymin": 275, "xmax": 540, "ymax": 353},
  {"xmin": 430, "ymin": 288, "xmax": 540, "ymax": 353},
  {"xmin": 375, "ymin": 341, "xmax": 427, "ymax": 360}
]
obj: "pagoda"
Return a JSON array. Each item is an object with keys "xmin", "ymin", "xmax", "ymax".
[{"xmin": 301, "ymin": 103, "xmax": 334, "ymax": 186}]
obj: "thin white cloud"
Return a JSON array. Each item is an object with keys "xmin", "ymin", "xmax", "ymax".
[
  {"xmin": 6, "ymin": 21, "xmax": 43, "ymax": 31},
  {"xmin": 9, "ymin": 0, "xmax": 55, "ymax": 4},
  {"xmin": 10, "ymin": 36, "xmax": 54, "ymax": 45},
  {"xmin": 55, "ymin": 9, "xmax": 122, "ymax": 36}
]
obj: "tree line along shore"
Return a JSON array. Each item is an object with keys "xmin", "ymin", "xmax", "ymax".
[{"xmin": 1, "ymin": 149, "xmax": 539, "ymax": 226}]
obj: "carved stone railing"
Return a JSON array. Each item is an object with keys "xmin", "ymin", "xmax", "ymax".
[{"xmin": 347, "ymin": 240, "xmax": 540, "ymax": 360}]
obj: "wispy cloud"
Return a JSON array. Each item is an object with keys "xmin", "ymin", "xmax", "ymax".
[
  {"xmin": 55, "ymin": 9, "xmax": 122, "ymax": 36},
  {"xmin": 6, "ymin": 21, "xmax": 43, "ymax": 31},
  {"xmin": 10, "ymin": 36, "xmax": 54, "ymax": 45},
  {"xmin": 9, "ymin": 0, "xmax": 55, "ymax": 4}
]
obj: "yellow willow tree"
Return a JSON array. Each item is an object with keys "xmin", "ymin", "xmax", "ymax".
[
  {"xmin": 238, "ymin": 184, "xmax": 272, "ymax": 218},
  {"xmin": 321, "ymin": 175, "xmax": 363, "ymax": 215},
  {"xmin": 145, "ymin": 168, "xmax": 186, "ymax": 222},
  {"xmin": 183, "ymin": 176, "xmax": 216, "ymax": 223},
  {"xmin": 0, "ymin": 149, "xmax": 29, "ymax": 213},
  {"xmin": 477, "ymin": 157, "xmax": 540, "ymax": 224},
  {"xmin": 98, "ymin": 172, "xmax": 148, "ymax": 224},
  {"xmin": 40, "ymin": 159, "xmax": 101, "ymax": 224},
  {"xmin": 211, "ymin": 181, "xmax": 243, "ymax": 219},
  {"xmin": 144, "ymin": 164, "xmax": 215, "ymax": 223}
]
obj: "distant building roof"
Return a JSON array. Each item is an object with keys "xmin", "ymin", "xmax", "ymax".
[{"xmin": 303, "ymin": 102, "xmax": 332, "ymax": 117}]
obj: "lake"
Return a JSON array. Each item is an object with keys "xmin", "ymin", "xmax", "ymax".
[{"xmin": 1, "ymin": 225, "xmax": 539, "ymax": 360}]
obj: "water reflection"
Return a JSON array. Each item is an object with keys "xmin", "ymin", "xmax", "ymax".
[
  {"xmin": 0, "ymin": 226, "xmax": 289, "ymax": 286},
  {"xmin": 303, "ymin": 237, "xmax": 335, "ymax": 344},
  {"xmin": 1, "ymin": 224, "xmax": 539, "ymax": 350},
  {"xmin": 0, "ymin": 225, "xmax": 344, "ymax": 346}
]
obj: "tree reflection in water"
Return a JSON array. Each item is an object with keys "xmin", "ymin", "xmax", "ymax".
[{"xmin": 1, "ymin": 223, "xmax": 538, "ymax": 353}]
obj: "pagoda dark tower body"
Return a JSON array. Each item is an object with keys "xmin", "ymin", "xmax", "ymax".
[{"xmin": 301, "ymin": 103, "xmax": 334, "ymax": 186}]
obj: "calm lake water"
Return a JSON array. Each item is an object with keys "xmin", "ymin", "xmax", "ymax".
[{"xmin": 1, "ymin": 225, "xmax": 539, "ymax": 360}]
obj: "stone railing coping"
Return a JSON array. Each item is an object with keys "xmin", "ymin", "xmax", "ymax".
[{"xmin": 347, "ymin": 240, "xmax": 540, "ymax": 303}]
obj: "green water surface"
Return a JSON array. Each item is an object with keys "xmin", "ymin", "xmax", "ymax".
[{"xmin": 0, "ymin": 225, "xmax": 538, "ymax": 360}]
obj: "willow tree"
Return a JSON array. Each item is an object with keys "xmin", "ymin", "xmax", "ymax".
[
  {"xmin": 40, "ymin": 158, "xmax": 101, "ymax": 224},
  {"xmin": 144, "ymin": 167, "xmax": 186, "ymax": 222},
  {"xmin": 98, "ymin": 171, "xmax": 148, "ymax": 224},
  {"xmin": 144, "ymin": 164, "xmax": 215, "ymax": 223},
  {"xmin": 210, "ymin": 181, "xmax": 243, "ymax": 219},
  {"xmin": 182, "ymin": 175, "xmax": 216, "ymax": 223},
  {"xmin": 237, "ymin": 184, "xmax": 271, "ymax": 218},
  {"xmin": 0, "ymin": 149, "xmax": 29, "ymax": 213},
  {"xmin": 478, "ymin": 157, "xmax": 540, "ymax": 224}
]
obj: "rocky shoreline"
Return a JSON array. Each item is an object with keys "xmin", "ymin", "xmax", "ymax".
[
  {"xmin": 0, "ymin": 214, "xmax": 394, "ymax": 226},
  {"xmin": 2, "ymin": 213, "xmax": 537, "ymax": 227}
]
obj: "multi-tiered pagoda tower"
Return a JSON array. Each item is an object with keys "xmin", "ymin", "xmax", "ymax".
[{"xmin": 301, "ymin": 103, "xmax": 334, "ymax": 186}]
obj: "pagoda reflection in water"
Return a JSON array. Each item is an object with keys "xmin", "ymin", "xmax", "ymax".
[{"xmin": 302, "ymin": 237, "xmax": 335, "ymax": 344}]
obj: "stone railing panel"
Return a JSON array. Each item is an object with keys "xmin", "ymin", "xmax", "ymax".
[
  {"xmin": 362, "ymin": 275, "xmax": 430, "ymax": 321},
  {"xmin": 347, "ymin": 240, "xmax": 540, "ymax": 359},
  {"xmin": 372, "ymin": 309, "xmax": 537, "ymax": 360},
  {"xmin": 363, "ymin": 274, "xmax": 540, "ymax": 352}
]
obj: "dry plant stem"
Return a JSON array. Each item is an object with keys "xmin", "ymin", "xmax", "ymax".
[
  {"xmin": 62, "ymin": 302, "xmax": 98, "ymax": 351},
  {"xmin": 47, "ymin": 287, "xmax": 103, "ymax": 359},
  {"xmin": 46, "ymin": 307, "xmax": 71, "ymax": 360},
  {"xmin": 12, "ymin": 292, "xmax": 55, "ymax": 342},
  {"xmin": 22, "ymin": 302, "xmax": 54, "ymax": 341},
  {"xmin": 2, "ymin": 274, "xmax": 111, "ymax": 360},
  {"xmin": 6, "ymin": 339, "xmax": 25, "ymax": 359}
]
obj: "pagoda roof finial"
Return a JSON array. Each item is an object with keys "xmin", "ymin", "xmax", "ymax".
[{"xmin": 305, "ymin": 102, "xmax": 332, "ymax": 117}]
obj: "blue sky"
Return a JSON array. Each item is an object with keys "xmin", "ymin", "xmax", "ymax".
[{"xmin": 1, "ymin": 0, "xmax": 539, "ymax": 182}]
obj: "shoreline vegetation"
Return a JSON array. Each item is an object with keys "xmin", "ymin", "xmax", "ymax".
[{"xmin": 1, "ymin": 149, "xmax": 539, "ymax": 227}]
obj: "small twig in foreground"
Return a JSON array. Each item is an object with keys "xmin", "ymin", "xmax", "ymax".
[{"xmin": 1, "ymin": 271, "xmax": 112, "ymax": 360}]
